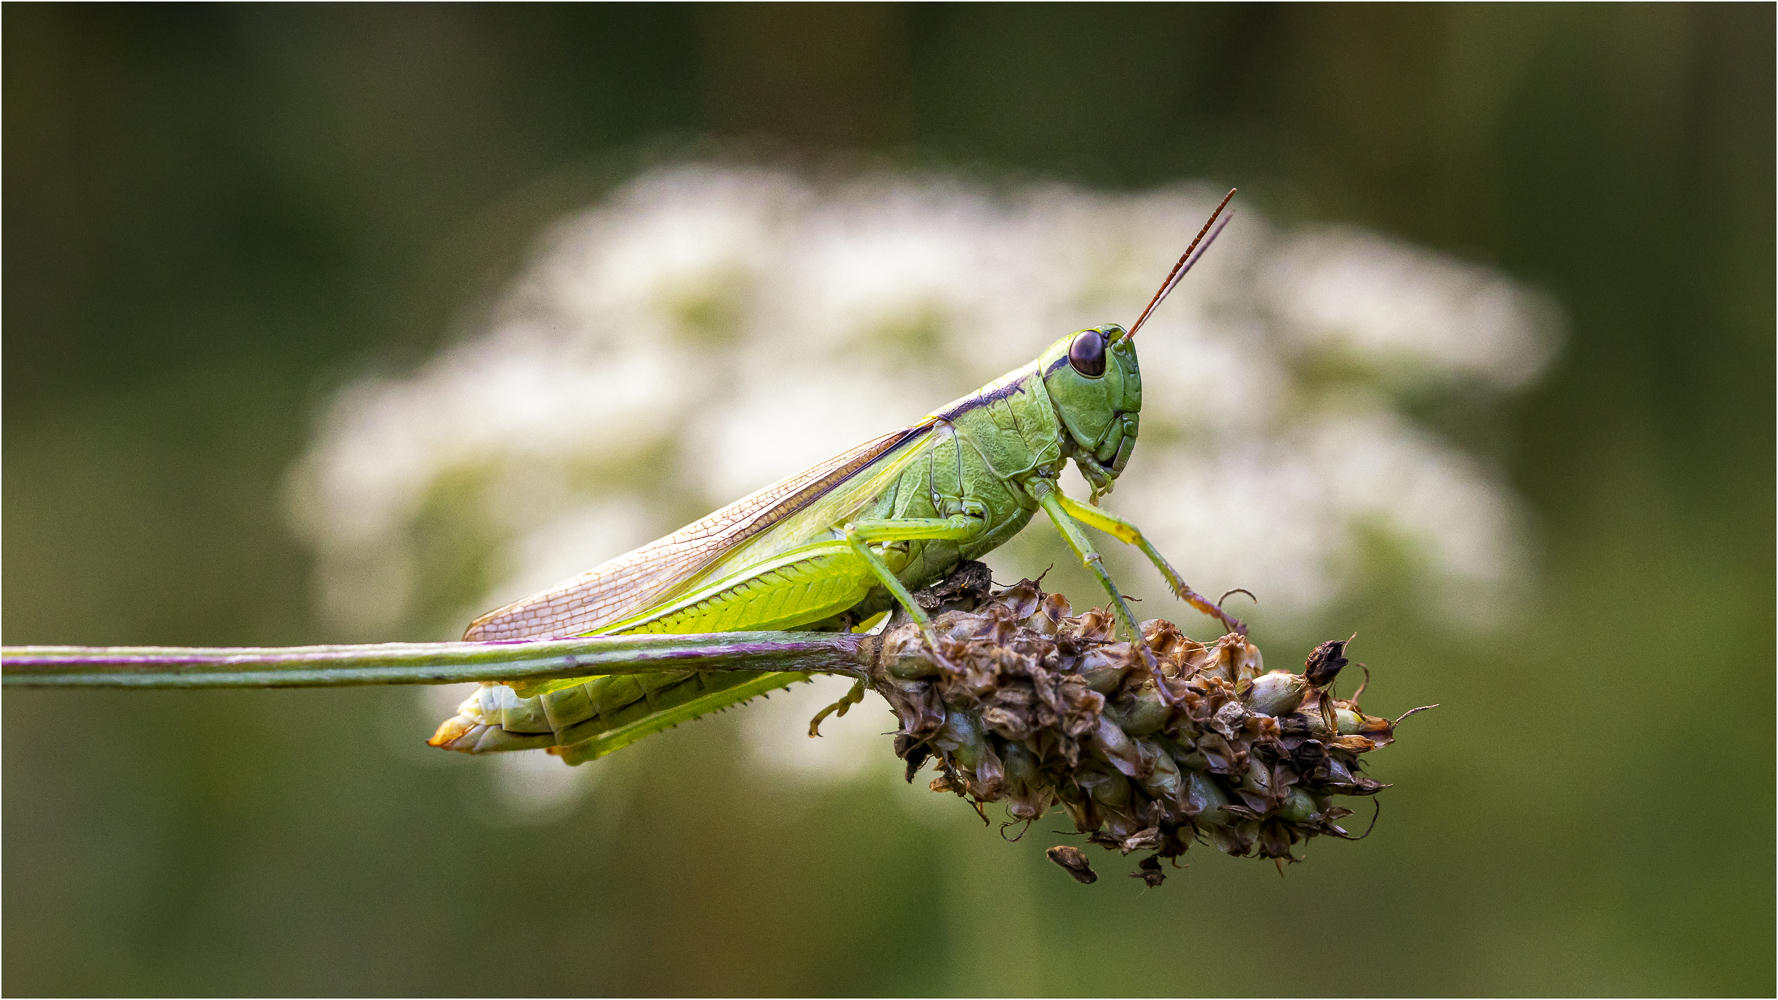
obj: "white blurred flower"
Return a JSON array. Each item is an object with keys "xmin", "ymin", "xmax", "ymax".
[
  {"xmin": 285, "ymin": 163, "xmax": 1561, "ymax": 793},
  {"xmin": 1262, "ymin": 226, "xmax": 1560, "ymax": 389}
]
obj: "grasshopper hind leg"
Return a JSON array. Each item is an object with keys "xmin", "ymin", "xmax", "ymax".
[{"xmin": 1025, "ymin": 477, "xmax": 1187, "ymax": 705}]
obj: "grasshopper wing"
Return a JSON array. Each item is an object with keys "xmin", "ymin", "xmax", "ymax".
[{"xmin": 463, "ymin": 421, "xmax": 936, "ymax": 640}]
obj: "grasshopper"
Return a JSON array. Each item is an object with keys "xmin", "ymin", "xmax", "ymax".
[{"xmin": 430, "ymin": 190, "xmax": 1244, "ymax": 764}]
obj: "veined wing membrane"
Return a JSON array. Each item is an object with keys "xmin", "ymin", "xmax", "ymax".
[
  {"xmin": 593, "ymin": 421, "xmax": 963, "ymax": 635},
  {"xmin": 682, "ymin": 419, "xmax": 957, "ymax": 596},
  {"xmin": 463, "ymin": 421, "xmax": 936, "ymax": 640}
]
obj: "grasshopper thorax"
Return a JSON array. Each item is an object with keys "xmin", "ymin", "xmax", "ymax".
[{"xmin": 1040, "ymin": 323, "xmax": 1142, "ymax": 500}]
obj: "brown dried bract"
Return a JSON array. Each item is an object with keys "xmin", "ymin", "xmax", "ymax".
[
  {"xmin": 1046, "ymin": 845, "xmax": 1098, "ymax": 884},
  {"xmin": 867, "ymin": 562, "xmax": 1414, "ymax": 887},
  {"xmin": 1130, "ymin": 855, "xmax": 1168, "ymax": 888},
  {"xmin": 1303, "ymin": 636, "xmax": 1352, "ymax": 687}
]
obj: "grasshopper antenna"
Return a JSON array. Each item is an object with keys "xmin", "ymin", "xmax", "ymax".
[{"xmin": 1127, "ymin": 187, "xmax": 1237, "ymax": 339}]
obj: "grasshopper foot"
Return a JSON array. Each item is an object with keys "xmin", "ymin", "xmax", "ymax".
[
  {"xmin": 807, "ymin": 678, "xmax": 867, "ymax": 737},
  {"xmin": 1168, "ymin": 582, "xmax": 1250, "ymax": 637},
  {"xmin": 1141, "ymin": 646, "xmax": 1185, "ymax": 708}
]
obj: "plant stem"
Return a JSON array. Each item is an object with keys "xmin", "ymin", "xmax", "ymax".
[{"xmin": 1, "ymin": 632, "xmax": 870, "ymax": 689}]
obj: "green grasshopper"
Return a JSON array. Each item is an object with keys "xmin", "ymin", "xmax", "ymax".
[{"xmin": 430, "ymin": 190, "xmax": 1244, "ymax": 764}]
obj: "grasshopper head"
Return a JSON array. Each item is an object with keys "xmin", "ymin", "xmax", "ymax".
[
  {"xmin": 1036, "ymin": 191, "xmax": 1232, "ymax": 500},
  {"xmin": 1040, "ymin": 323, "xmax": 1141, "ymax": 499}
]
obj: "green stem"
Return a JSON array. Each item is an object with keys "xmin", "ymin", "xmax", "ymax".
[{"xmin": 1, "ymin": 632, "xmax": 871, "ymax": 689}]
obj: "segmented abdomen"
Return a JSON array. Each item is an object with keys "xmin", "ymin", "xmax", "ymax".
[
  {"xmin": 430, "ymin": 551, "xmax": 877, "ymax": 761},
  {"xmin": 429, "ymin": 666, "xmax": 809, "ymax": 760}
]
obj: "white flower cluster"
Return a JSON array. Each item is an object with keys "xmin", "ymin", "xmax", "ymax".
[{"xmin": 284, "ymin": 164, "xmax": 1558, "ymax": 797}]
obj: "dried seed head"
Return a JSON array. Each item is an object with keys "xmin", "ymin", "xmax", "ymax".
[{"xmin": 870, "ymin": 562, "xmax": 1415, "ymax": 887}]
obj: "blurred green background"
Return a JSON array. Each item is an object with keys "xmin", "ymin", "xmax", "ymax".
[{"xmin": 4, "ymin": 4, "xmax": 1771, "ymax": 995}]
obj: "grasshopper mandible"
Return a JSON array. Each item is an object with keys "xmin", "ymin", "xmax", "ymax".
[{"xmin": 431, "ymin": 190, "xmax": 1243, "ymax": 764}]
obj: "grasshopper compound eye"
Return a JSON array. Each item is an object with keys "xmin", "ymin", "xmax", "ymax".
[{"xmin": 1068, "ymin": 330, "xmax": 1107, "ymax": 378}]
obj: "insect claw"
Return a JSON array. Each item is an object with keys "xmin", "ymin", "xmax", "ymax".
[{"xmin": 1172, "ymin": 583, "xmax": 1249, "ymax": 637}]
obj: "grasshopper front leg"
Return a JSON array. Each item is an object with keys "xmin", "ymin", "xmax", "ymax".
[
  {"xmin": 1026, "ymin": 478, "xmax": 1183, "ymax": 704},
  {"xmin": 1025, "ymin": 478, "xmax": 1148, "ymax": 643},
  {"xmin": 1054, "ymin": 492, "xmax": 1247, "ymax": 636}
]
